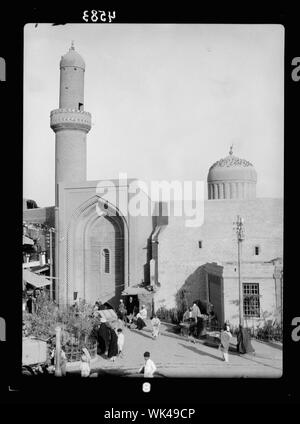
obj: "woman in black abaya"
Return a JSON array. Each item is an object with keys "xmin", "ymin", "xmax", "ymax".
[
  {"xmin": 236, "ymin": 324, "xmax": 255, "ymax": 354},
  {"xmin": 107, "ymin": 326, "xmax": 118, "ymax": 361},
  {"xmin": 91, "ymin": 319, "xmax": 111, "ymax": 356}
]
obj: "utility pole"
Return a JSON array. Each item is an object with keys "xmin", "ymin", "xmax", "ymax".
[
  {"xmin": 235, "ymin": 215, "xmax": 245, "ymax": 326},
  {"xmin": 49, "ymin": 228, "xmax": 54, "ymax": 300}
]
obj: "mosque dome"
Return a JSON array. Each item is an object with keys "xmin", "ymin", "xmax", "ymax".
[
  {"xmin": 207, "ymin": 146, "xmax": 257, "ymax": 200},
  {"xmin": 60, "ymin": 42, "xmax": 85, "ymax": 70}
]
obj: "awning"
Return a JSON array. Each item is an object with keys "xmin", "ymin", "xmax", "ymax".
[
  {"xmin": 23, "ymin": 235, "xmax": 34, "ymax": 245},
  {"xmin": 23, "ymin": 261, "xmax": 40, "ymax": 269},
  {"xmin": 22, "ymin": 269, "xmax": 52, "ymax": 288},
  {"xmin": 29, "ymin": 265, "xmax": 50, "ymax": 274},
  {"xmin": 121, "ymin": 286, "xmax": 153, "ymax": 296}
]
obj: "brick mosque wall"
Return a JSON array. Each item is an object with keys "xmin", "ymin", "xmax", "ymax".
[{"xmin": 156, "ymin": 198, "xmax": 283, "ymax": 315}]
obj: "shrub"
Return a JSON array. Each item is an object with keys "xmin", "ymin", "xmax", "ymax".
[
  {"xmin": 23, "ymin": 296, "xmax": 96, "ymax": 345},
  {"xmin": 156, "ymin": 306, "xmax": 182, "ymax": 324},
  {"xmin": 256, "ymin": 322, "xmax": 282, "ymax": 342},
  {"xmin": 175, "ymin": 289, "xmax": 188, "ymax": 317},
  {"xmin": 23, "ymin": 295, "xmax": 59, "ymax": 339}
]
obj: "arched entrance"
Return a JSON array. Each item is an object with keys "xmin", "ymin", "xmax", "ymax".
[
  {"xmin": 65, "ymin": 196, "xmax": 128, "ymax": 307},
  {"xmin": 84, "ymin": 214, "xmax": 124, "ymax": 307}
]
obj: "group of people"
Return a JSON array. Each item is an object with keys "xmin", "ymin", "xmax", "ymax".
[
  {"xmin": 219, "ymin": 323, "xmax": 255, "ymax": 363},
  {"xmin": 180, "ymin": 301, "xmax": 255, "ymax": 364},
  {"xmin": 23, "ymin": 289, "xmax": 44, "ymax": 314},
  {"xmin": 117, "ymin": 297, "xmax": 140, "ymax": 325},
  {"xmin": 117, "ymin": 298, "xmax": 162, "ymax": 339},
  {"xmin": 182, "ymin": 301, "xmax": 204, "ymax": 339},
  {"xmin": 91, "ymin": 318, "xmax": 125, "ymax": 362}
]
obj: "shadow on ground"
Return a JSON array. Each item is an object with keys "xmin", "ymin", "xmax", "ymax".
[
  {"xmin": 178, "ymin": 343, "xmax": 223, "ymax": 361},
  {"xmin": 130, "ymin": 329, "xmax": 154, "ymax": 339},
  {"xmin": 67, "ymin": 368, "xmax": 129, "ymax": 377}
]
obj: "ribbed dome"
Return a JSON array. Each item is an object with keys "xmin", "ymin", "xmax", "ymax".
[
  {"xmin": 208, "ymin": 154, "xmax": 257, "ymax": 182},
  {"xmin": 60, "ymin": 42, "xmax": 85, "ymax": 70},
  {"xmin": 207, "ymin": 147, "xmax": 257, "ymax": 200}
]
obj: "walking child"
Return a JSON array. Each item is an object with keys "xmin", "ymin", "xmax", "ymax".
[
  {"xmin": 151, "ymin": 314, "xmax": 161, "ymax": 339},
  {"xmin": 139, "ymin": 351, "xmax": 157, "ymax": 378},
  {"xmin": 219, "ymin": 323, "xmax": 232, "ymax": 363},
  {"xmin": 117, "ymin": 328, "xmax": 125, "ymax": 357}
]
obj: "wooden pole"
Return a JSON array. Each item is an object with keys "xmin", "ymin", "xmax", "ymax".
[{"xmin": 55, "ymin": 326, "xmax": 62, "ymax": 377}]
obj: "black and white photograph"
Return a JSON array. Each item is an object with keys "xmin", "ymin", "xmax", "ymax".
[{"xmin": 21, "ymin": 23, "xmax": 285, "ymax": 381}]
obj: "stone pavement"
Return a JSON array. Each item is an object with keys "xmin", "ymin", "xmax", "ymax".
[{"xmin": 67, "ymin": 325, "xmax": 282, "ymax": 378}]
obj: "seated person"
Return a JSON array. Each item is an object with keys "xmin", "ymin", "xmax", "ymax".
[{"xmin": 135, "ymin": 306, "xmax": 147, "ymax": 330}]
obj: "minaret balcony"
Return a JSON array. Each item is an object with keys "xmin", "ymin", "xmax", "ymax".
[{"xmin": 50, "ymin": 108, "xmax": 91, "ymax": 133}]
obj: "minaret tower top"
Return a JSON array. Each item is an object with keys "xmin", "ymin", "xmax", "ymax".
[
  {"xmin": 60, "ymin": 41, "xmax": 86, "ymax": 71},
  {"xmin": 50, "ymin": 43, "xmax": 92, "ymax": 204},
  {"xmin": 58, "ymin": 42, "xmax": 86, "ymax": 110}
]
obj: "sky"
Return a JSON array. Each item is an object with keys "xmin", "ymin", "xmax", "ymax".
[{"xmin": 23, "ymin": 24, "xmax": 284, "ymax": 207}]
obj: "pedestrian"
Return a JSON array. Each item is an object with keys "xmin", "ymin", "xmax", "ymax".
[
  {"xmin": 140, "ymin": 305, "xmax": 147, "ymax": 320},
  {"xmin": 139, "ymin": 351, "xmax": 157, "ymax": 378},
  {"xmin": 26, "ymin": 295, "xmax": 34, "ymax": 314},
  {"xmin": 185, "ymin": 306, "xmax": 196, "ymax": 342},
  {"xmin": 236, "ymin": 324, "xmax": 255, "ymax": 354},
  {"xmin": 107, "ymin": 326, "xmax": 118, "ymax": 361},
  {"xmin": 219, "ymin": 322, "xmax": 232, "ymax": 363},
  {"xmin": 126, "ymin": 296, "xmax": 135, "ymax": 324},
  {"xmin": 60, "ymin": 346, "xmax": 67, "ymax": 376},
  {"xmin": 80, "ymin": 347, "xmax": 91, "ymax": 377},
  {"xmin": 97, "ymin": 317, "xmax": 111, "ymax": 356},
  {"xmin": 50, "ymin": 346, "xmax": 55, "ymax": 366},
  {"xmin": 192, "ymin": 301, "xmax": 201, "ymax": 319},
  {"xmin": 192, "ymin": 301, "xmax": 202, "ymax": 337},
  {"xmin": 117, "ymin": 328, "xmax": 125, "ymax": 357},
  {"xmin": 151, "ymin": 314, "xmax": 161, "ymax": 339},
  {"xmin": 118, "ymin": 299, "xmax": 127, "ymax": 324},
  {"xmin": 208, "ymin": 303, "xmax": 218, "ymax": 329}
]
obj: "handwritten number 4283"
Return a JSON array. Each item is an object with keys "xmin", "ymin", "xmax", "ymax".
[{"xmin": 83, "ymin": 10, "xmax": 116, "ymax": 23}]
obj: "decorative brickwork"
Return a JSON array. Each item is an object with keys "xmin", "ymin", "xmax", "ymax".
[{"xmin": 50, "ymin": 109, "xmax": 91, "ymax": 133}]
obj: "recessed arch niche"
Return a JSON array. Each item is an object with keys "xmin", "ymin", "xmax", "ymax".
[{"xmin": 65, "ymin": 195, "xmax": 129, "ymax": 307}]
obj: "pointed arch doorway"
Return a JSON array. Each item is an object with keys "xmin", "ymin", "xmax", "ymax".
[{"xmin": 66, "ymin": 196, "xmax": 128, "ymax": 307}]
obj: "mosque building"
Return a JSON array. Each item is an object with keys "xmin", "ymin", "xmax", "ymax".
[{"xmin": 23, "ymin": 44, "xmax": 283, "ymax": 328}]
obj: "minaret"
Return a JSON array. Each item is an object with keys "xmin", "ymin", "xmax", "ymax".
[{"xmin": 50, "ymin": 42, "xmax": 91, "ymax": 205}]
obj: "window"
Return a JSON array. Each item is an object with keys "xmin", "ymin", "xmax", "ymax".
[
  {"xmin": 198, "ymin": 241, "xmax": 202, "ymax": 248},
  {"xmin": 102, "ymin": 249, "xmax": 110, "ymax": 274},
  {"xmin": 243, "ymin": 283, "xmax": 260, "ymax": 317},
  {"xmin": 78, "ymin": 102, "xmax": 83, "ymax": 111},
  {"xmin": 254, "ymin": 245, "xmax": 260, "ymax": 256}
]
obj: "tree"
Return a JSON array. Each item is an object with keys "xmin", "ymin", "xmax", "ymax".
[{"xmin": 23, "ymin": 297, "xmax": 96, "ymax": 344}]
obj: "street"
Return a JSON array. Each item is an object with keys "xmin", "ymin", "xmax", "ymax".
[{"xmin": 67, "ymin": 326, "xmax": 282, "ymax": 378}]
